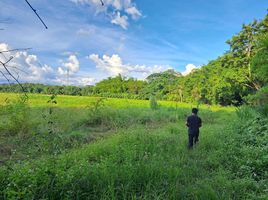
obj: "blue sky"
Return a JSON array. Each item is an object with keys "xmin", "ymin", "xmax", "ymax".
[{"xmin": 0, "ymin": 0, "xmax": 267, "ymax": 85}]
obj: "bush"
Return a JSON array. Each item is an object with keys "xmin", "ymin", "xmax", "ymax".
[
  {"xmin": 220, "ymin": 107, "xmax": 268, "ymax": 197},
  {"xmin": 235, "ymin": 106, "xmax": 259, "ymax": 120},
  {"xmin": 0, "ymin": 95, "xmax": 31, "ymax": 136},
  {"xmin": 246, "ymin": 86, "xmax": 268, "ymax": 116},
  {"xmin": 149, "ymin": 96, "xmax": 158, "ymax": 110}
]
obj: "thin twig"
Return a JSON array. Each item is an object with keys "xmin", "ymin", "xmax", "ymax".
[
  {"xmin": 0, "ymin": 71, "xmax": 11, "ymax": 84},
  {"xmin": 25, "ymin": 0, "xmax": 48, "ymax": 29},
  {"xmin": 0, "ymin": 58, "xmax": 28, "ymax": 97},
  {"xmin": 0, "ymin": 51, "xmax": 8, "ymax": 59},
  {"xmin": 4, "ymin": 56, "xmax": 13, "ymax": 65},
  {"xmin": 0, "ymin": 48, "xmax": 32, "ymax": 53},
  {"xmin": 7, "ymin": 66, "xmax": 29, "ymax": 75}
]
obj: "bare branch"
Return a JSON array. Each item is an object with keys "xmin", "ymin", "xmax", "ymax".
[
  {"xmin": 4, "ymin": 56, "xmax": 13, "ymax": 65},
  {"xmin": 7, "ymin": 66, "xmax": 29, "ymax": 75},
  {"xmin": 100, "ymin": 0, "xmax": 104, "ymax": 6},
  {"xmin": 0, "ymin": 58, "xmax": 28, "ymax": 98},
  {"xmin": 25, "ymin": 0, "xmax": 48, "ymax": 29},
  {"xmin": 0, "ymin": 46, "xmax": 31, "ymax": 100},
  {"xmin": 0, "ymin": 48, "xmax": 32, "ymax": 54},
  {"xmin": 244, "ymin": 76, "xmax": 261, "ymax": 90},
  {"xmin": 0, "ymin": 71, "xmax": 11, "ymax": 84}
]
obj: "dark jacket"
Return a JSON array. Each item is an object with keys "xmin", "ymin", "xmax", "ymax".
[{"xmin": 186, "ymin": 114, "xmax": 202, "ymax": 132}]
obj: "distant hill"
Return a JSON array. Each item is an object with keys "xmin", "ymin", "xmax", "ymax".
[{"xmin": 146, "ymin": 69, "xmax": 181, "ymax": 82}]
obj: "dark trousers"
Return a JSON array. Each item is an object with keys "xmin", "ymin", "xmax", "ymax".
[{"xmin": 188, "ymin": 129, "xmax": 199, "ymax": 148}]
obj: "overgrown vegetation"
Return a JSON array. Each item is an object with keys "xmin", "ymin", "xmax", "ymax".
[
  {"xmin": 0, "ymin": 9, "xmax": 267, "ymax": 200},
  {"xmin": 0, "ymin": 94, "xmax": 267, "ymax": 199}
]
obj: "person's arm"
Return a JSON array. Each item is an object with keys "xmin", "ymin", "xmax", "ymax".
[
  {"xmin": 199, "ymin": 117, "xmax": 202, "ymax": 128},
  {"xmin": 186, "ymin": 117, "xmax": 190, "ymax": 127}
]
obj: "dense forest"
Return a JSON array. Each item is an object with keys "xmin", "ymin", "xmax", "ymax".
[{"xmin": 1, "ymin": 14, "xmax": 267, "ymax": 108}]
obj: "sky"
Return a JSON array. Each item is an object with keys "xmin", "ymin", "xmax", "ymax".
[{"xmin": 0, "ymin": 0, "xmax": 267, "ymax": 86}]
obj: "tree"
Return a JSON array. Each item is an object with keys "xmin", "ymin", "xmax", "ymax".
[
  {"xmin": 226, "ymin": 14, "xmax": 268, "ymax": 90},
  {"xmin": 252, "ymin": 33, "xmax": 268, "ymax": 86}
]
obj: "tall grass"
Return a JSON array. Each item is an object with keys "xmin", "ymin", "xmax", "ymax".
[{"xmin": 0, "ymin": 93, "xmax": 266, "ymax": 199}]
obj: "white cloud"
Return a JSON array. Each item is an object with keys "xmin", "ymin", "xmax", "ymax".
[
  {"xmin": 0, "ymin": 43, "xmax": 9, "ymax": 53},
  {"xmin": 64, "ymin": 55, "xmax": 80, "ymax": 73},
  {"xmin": 76, "ymin": 26, "xmax": 96, "ymax": 36},
  {"xmin": 58, "ymin": 54, "xmax": 80, "ymax": 75},
  {"xmin": 181, "ymin": 63, "xmax": 198, "ymax": 76},
  {"xmin": 0, "ymin": 43, "xmax": 93, "ymax": 86},
  {"xmin": 125, "ymin": 6, "xmax": 142, "ymax": 19},
  {"xmin": 77, "ymin": 77, "xmax": 95, "ymax": 85},
  {"xmin": 54, "ymin": 75, "xmax": 95, "ymax": 86},
  {"xmin": 111, "ymin": 0, "xmax": 122, "ymax": 10},
  {"xmin": 89, "ymin": 54, "xmax": 125, "ymax": 75},
  {"xmin": 71, "ymin": 0, "xmax": 142, "ymax": 29},
  {"xmin": 0, "ymin": 43, "xmax": 55, "ymax": 83},
  {"xmin": 88, "ymin": 53, "xmax": 170, "ymax": 79},
  {"xmin": 111, "ymin": 12, "xmax": 129, "ymax": 30}
]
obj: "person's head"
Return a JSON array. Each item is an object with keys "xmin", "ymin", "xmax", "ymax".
[{"xmin": 192, "ymin": 108, "xmax": 198, "ymax": 115}]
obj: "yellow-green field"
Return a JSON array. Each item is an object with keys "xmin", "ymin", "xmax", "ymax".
[{"xmin": 0, "ymin": 92, "xmax": 235, "ymax": 111}]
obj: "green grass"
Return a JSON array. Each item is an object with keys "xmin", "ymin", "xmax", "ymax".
[
  {"xmin": 0, "ymin": 93, "xmax": 235, "ymax": 111},
  {"xmin": 0, "ymin": 93, "xmax": 266, "ymax": 199}
]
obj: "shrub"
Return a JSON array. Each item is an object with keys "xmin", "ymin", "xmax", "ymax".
[
  {"xmin": 0, "ymin": 95, "xmax": 31, "ymax": 136},
  {"xmin": 246, "ymin": 86, "xmax": 268, "ymax": 116},
  {"xmin": 149, "ymin": 96, "xmax": 158, "ymax": 110}
]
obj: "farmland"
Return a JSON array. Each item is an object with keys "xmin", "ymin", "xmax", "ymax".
[{"xmin": 0, "ymin": 93, "xmax": 267, "ymax": 199}]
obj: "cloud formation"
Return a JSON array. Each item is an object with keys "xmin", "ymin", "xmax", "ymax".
[
  {"xmin": 111, "ymin": 12, "xmax": 129, "ymax": 30},
  {"xmin": 0, "ymin": 43, "xmax": 54, "ymax": 83},
  {"xmin": 71, "ymin": 0, "xmax": 142, "ymax": 29},
  {"xmin": 76, "ymin": 26, "xmax": 96, "ymax": 36},
  {"xmin": 125, "ymin": 6, "xmax": 142, "ymax": 19},
  {"xmin": 0, "ymin": 43, "xmax": 94, "ymax": 86},
  {"xmin": 58, "ymin": 55, "xmax": 80, "ymax": 75},
  {"xmin": 89, "ymin": 53, "xmax": 170, "ymax": 78},
  {"xmin": 181, "ymin": 63, "xmax": 198, "ymax": 76}
]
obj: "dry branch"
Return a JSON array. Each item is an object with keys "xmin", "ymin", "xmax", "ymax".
[
  {"xmin": 25, "ymin": 0, "xmax": 48, "ymax": 29},
  {"xmin": 0, "ymin": 48, "xmax": 32, "ymax": 54}
]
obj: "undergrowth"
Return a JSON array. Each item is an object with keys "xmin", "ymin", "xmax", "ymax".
[{"xmin": 0, "ymin": 95, "xmax": 267, "ymax": 199}]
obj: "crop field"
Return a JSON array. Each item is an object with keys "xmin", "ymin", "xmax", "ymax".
[{"xmin": 0, "ymin": 93, "xmax": 267, "ymax": 199}]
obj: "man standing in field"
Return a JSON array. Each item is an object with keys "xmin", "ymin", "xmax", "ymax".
[{"xmin": 186, "ymin": 108, "xmax": 202, "ymax": 149}]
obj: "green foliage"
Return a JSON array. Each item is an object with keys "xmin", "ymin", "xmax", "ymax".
[
  {"xmin": 236, "ymin": 105, "xmax": 259, "ymax": 120},
  {"xmin": 41, "ymin": 94, "xmax": 63, "ymax": 155},
  {"xmin": 93, "ymin": 75, "xmax": 147, "ymax": 98},
  {"xmin": 246, "ymin": 86, "xmax": 268, "ymax": 116},
  {"xmin": 220, "ymin": 108, "xmax": 268, "ymax": 199},
  {"xmin": 0, "ymin": 95, "xmax": 30, "ymax": 136},
  {"xmin": 252, "ymin": 33, "xmax": 268, "ymax": 86},
  {"xmin": 142, "ymin": 69, "xmax": 181, "ymax": 99},
  {"xmin": 0, "ymin": 94, "xmax": 267, "ymax": 199},
  {"xmin": 86, "ymin": 97, "xmax": 107, "ymax": 127}
]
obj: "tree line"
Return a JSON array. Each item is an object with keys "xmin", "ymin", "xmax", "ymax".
[{"xmin": 1, "ymin": 14, "xmax": 267, "ymax": 106}]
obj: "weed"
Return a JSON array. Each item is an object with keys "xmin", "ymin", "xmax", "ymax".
[{"xmin": 149, "ymin": 96, "xmax": 158, "ymax": 110}]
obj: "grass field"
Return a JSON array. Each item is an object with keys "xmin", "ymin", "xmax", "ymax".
[
  {"xmin": 0, "ymin": 93, "xmax": 267, "ymax": 199},
  {"xmin": 0, "ymin": 93, "xmax": 235, "ymax": 111}
]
